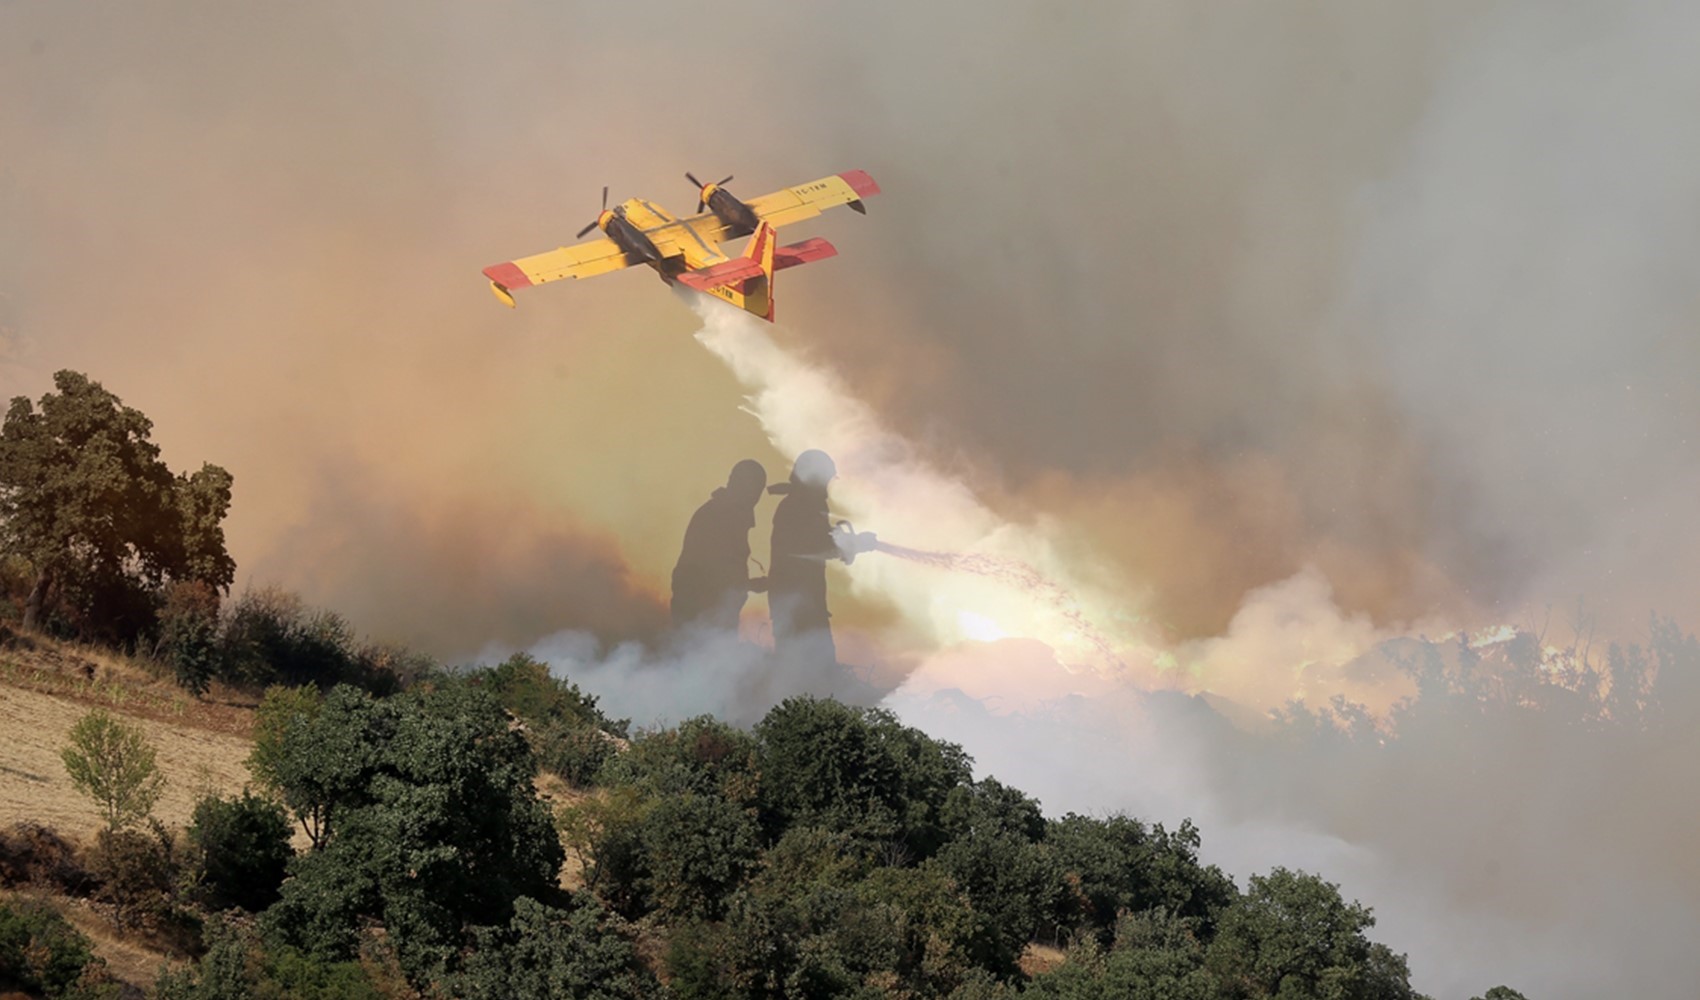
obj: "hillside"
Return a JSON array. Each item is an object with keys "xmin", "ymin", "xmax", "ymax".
[{"xmin": 0, "ymin": 631, "xmax": 260, "ymax": 843}]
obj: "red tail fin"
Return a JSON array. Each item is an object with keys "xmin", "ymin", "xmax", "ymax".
[{"xmin": 740, "ymin": 222, "xmax": 778, "ymax": 321}]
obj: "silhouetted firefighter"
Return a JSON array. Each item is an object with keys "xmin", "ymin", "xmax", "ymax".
[
  {"xmin": 767, "ymin": 450, "xmax": 876, "ymax": 666},
  {"xmin": 670, "ymin": 460, "xmax": 769, "ymax": 633}
]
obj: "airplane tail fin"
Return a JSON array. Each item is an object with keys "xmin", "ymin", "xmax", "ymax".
[
  {"xmin": 737, "ymin": 221, "xmax": 779, "ymax": 322},
  {"xmin": 680, "ymin": 222, "xmax": 838, "ymax": 322}
]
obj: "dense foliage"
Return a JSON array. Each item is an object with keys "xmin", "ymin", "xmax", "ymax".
[
  {"xmin": 0, "ymin": 898, "xmax": 115, "ymax": 998},
  {"xmin": 12, "ymin": 672, "xmax": 1520, "ymax": 1000},
  {"xmin": 0, "ymin": 370, "xmax": 234, "ymax": 643},
  {"xmin": 258, "ymin": 680, "xmax": 565, "ymax": 984},
  {"xmin": 187, "ymin": 791, "xmax": 295, "ymax": 912}
]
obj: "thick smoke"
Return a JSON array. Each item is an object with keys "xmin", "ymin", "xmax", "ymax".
[{"xmin": 6, "ymin": 1, "xmax": 1692, "ymax": 648}]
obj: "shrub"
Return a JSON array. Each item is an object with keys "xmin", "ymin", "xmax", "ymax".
[
  {"xmin": 639, "ymin": 793, "xmax": 761, "ymax": 921},
  {"xmin": 617, "ymin": 716, "xmax": 761, "ymax": 808},
  {"xmin": 756, "ymin": 696, "xmax": 973, "ymax": 861},
  {"xmin": 1047, "ymin": 814, "xmax": 1236, "ymax": 944},
  {"xmin": 88, "ymin": 819, "xmax": 196, "ymax": 950},
  {"xmin": 154, "ymin": 915, "xmax": 381, "ymax": 1000},
  {"xmin": 1205, "ymin": 868, "xmax": 1418, "ymax": 1000},
  {"xmin": 534, "ymin": 718, "xmax": 616, "ymax": 787},
  {"xmin": 0, "ymin": 898, "xmax": 102, "ymax": 997},
  {"xmin": 482, "ymin": 652, "xmax": 619, "ymax": 733},
  {"xmin": 448, "ymin": 895, "xmax": 660, "ymax": 1000},
  {"xmin": 187, "ymin": 791, "xmax": 294, "ymax": 912},
  {"xmin": 156, "ymin": 580, "xmax": 221, "ymax": 696},
  {"xmin": 219, "ymin": 589, "xmax": 355, "ymax": 689},
  {"xmin": 0, "ymin": 823, "xmax": 94, "ymax": 896},
  {"xmin": 261, "ymin": 683, "xmax": 564, "ymax": 985}
]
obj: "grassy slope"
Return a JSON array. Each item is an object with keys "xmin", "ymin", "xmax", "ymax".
[
  {"xmin": 0, "ymin": 632, "xmax": 259, "ymax": 841},
  {"xmin": 0, "ymin": 630, "xmax": 264, "ymax": 990}
]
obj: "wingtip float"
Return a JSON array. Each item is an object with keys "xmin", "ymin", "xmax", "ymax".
[{"xmin": 480, "ymin": 169, "xmax": 878, "ymax": 322}]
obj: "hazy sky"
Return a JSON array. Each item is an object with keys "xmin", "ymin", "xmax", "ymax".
[{"xmin": 7, "ymin": 1, "xmax": 1695, "ymax": 659}]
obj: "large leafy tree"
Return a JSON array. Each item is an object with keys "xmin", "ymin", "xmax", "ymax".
[
  {"xmin": 261, "ymin": 682, "xmax": 565, "ymax": 984},
  {"xmin": 755, "ymin": 696, "xmax": 973, "ymax": 861},
  {"xmin": 0, "ymin": 370, "xmax": 234, "ymax": 636},
  {"xmin": 1048, "ymin": 814, "xmax": 1238, "ymax": 944},
  {"xmin": 1206, "ymin": 867, "xmax": 1420, "ymax": 1000}
]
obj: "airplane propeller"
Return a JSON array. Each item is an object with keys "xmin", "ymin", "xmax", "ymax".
[
  {"xmin": 575, "ymin": 185, "xmax": 610, "ymax": 238},
  {"xmin": 687, "ymin": 172, "xmax": 733, "ymax": 213}
]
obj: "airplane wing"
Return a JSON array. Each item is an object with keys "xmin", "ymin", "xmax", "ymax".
[
  {"xmin": 638, "ymin": 171, "xmax": 879, "ymax": 262},
  {"xmin": 481, "ymin": 237, "xmax": 636, "ymax": 307},
  {"xmin": 744, "ymin": 170, "xmax": 881, "ymax": 228}
]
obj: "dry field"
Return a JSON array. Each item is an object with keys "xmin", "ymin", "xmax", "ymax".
[
  {"xmin": 0, "ymin": 633, "xmax": 259, "ymax": 843},
  {"xmin": 0, "ymin": 684, "xmax": 258, "ymax": 839}
]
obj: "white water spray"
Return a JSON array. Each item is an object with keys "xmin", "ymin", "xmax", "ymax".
[{"xmin": 689, "ymin": 296, "xmax": 1154, "ymax": 677}]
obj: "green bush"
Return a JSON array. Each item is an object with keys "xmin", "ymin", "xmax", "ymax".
[
  {"xmin": 187, "ymin": 790, "xmax": 294, "ymax": 912},
  {"xmin": 0, "ymin": 899, "xmax": 101, "ymax": 997},
  {"xmin": 755, "ymin": 696, "xmax": 972, "ymax": 861},
  {"xmin": 669, "ymin": 835, "xmax": 986, "ymax": 1000},
  {"xmin": 1047, "ymin": 814, "xmax": 1237, "ymax": 944},
  {"xmin": 617, "ymin": 716, "xmax": 761, "ymax": 807},
  {"xmin": 218, "ymin": 589, "xmax": 357, "ymax": 690},
  {"xmin": 261, "ymin": 682, "xmax": 564, "ymax": 985},
  {"xmin": 156, "ymin": 581, "xmax": 222, "ymax": 696},
  {"xmin": 534, "ymin": 718, "xmax": 616, "ymax": 787},
  {"xmin": 1205, "ymin": 868, "xmax": 1419, "ymax": 1000},
  {"xmin": 89, "ymin": 820, "xmax": 199, "ymax": 953},
  {"xmin": 154, "ymin": 916, "xmax": 382, "ymax": 1000},
  {"xmin": 640, "ymin": 793, "xmax": 761, "ymax": 921},
  {"xmin": 448, "ymin": 895, "xmax": 661, "ymax": 1000}
]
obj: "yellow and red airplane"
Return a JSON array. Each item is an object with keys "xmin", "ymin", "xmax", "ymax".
[{"xmin": 481, "ymin": 169, "xmax": 879, "ymax": 321}]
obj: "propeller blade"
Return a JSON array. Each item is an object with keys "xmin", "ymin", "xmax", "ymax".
[
  {"xmin": 686, "ymin": 171, "xmax": 703, "ymax": 188},
  {"xmin": 601, "ymin": 185, "xmax": 608, "ymax": 211},
  {"xmin": 697, "ymin": 199, "xmax": 706, "ymax": 214},
  {"xmin": 718, "ymin": 174, "xmax": 733, "ymax": 186},
  {"xmin": 576, "ymin": 220, "xmax": 598, "ymax": 238}
]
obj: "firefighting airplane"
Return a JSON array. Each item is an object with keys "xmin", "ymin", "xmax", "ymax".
[{"xmin": 481, "ymin": 170, "xmax": 879, "ymax": 321}]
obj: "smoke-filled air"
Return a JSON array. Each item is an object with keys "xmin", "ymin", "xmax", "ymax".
[{"xmin": 6, "ymin": 1, "xmax": 1699, "ymax": 997}]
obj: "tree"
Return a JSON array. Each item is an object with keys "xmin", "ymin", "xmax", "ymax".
[
  {"xmin": 756, "ymin": 696, "xmax": 973, "ymax": 860},
  {"xmin": 1048, "ymin": 814, "xmax": 1237, "ymax": 944},
  {"xmin": 187, "ymin": 790, "xmax": 295, "ymax": 912},
  {"xmin": 449, "ymin": 896, "xmax": 661, "ymax": 1000},
  {"xmin": 61, "ymin": 709, "xmax": 165, "ymax": 832},
  {"xmin": 262, "ymin": 682, "xmax": 565, "ymax": 984},
  {"xmin": 246, "ymin": 683, "xmax": 363, "ymax": 848},
  {"xmin": 0, "ymin": 370, "xmax": 234, "ymax": 637},
  {"xmin": 1206, "ymin": 867, "xmax": 1419, "ymax": 1000},
  {"xmin": 639, "ymin": 792, "xmax": 761, "ymax": 921}
]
